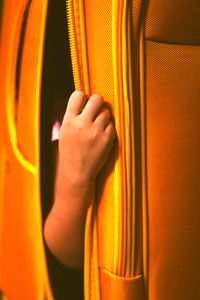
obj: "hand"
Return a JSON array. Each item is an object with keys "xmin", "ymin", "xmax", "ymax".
[
  {"xmin": 44, "ymin": 91, "xmax": 115, "ymax": 268},
  {"xmin": 58, "ymin": 90, "xmax": 115, "ymax": 184}
]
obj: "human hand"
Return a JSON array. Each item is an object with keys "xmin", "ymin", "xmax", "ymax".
[
  {"xmin": 44, "ymin": 91, "xmax": 115, "ymax": 268},
  {"xmin": 58, "ymin": 90, "xmax": 115, "ymax": 185}
]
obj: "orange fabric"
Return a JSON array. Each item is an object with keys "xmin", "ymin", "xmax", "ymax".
[
  {"xmin": 84, "ymin": 0, "xmax": 117, "ymax": 273},
  {"xmin": 73, "ymin": 0, "xmax": 200, "ymax": 299},
  {"xmin": 75, "ymin": 0, "xmax": 147, "ymax": 298},
  {"xmin": 100, "ymin": 268, "xmax": 145, "ymax": 300},
  {"xmin": 0, "ymin": 0, "xmax": 53, "ymax": 299},
  {"xmin": 145, "ymin": 1, "xmax": 200, "ymax": 298},
  {"xmin": 146, "ymin": 41, "xmax": 200, "ymax": 299},
  {"xmin": 1, "ymin": 0, "xmax": 200, "ymax": 299},
  {"xmin": 146, "ymin": 0, "xmax": 200, "ymax": 45}
]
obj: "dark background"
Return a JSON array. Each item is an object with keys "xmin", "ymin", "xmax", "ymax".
[{"xmin": 40, "ymin": 0, "xmax": 84, "ymax": 299}]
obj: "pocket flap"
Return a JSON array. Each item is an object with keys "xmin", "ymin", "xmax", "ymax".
[{"xmin": 100, "ymin": 268, "xmax": 145, "ymax": 300}]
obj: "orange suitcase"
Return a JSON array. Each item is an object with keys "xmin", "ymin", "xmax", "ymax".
[
  {"xmin": 0, "ymin": 0, "xmax": 53, "ymax": 299},
  {"xmin": 1, "ymin": 0, "xmax": 200, "ymax": 299},
  {"xmin": 67, "ymin": 1, "xmax": 200, "ymax": 299}
]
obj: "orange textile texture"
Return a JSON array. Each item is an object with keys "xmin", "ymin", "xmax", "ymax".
[
  {"xmin": 67, "ymin": 0, "xmax": 200, "ymax": 299},
  {"xmin": 146, "ymin": 40, "xmax": 200, "ymax": 300},
  {"xmin": 0, "ymin": 0, "xmax": 200, "ymax": 299},
  {"xmin": 145, "ymin": 0, "xmax": 200, "ymax": 298},
  {"xmin": 68, "ymin": 0, "xmax": 147, "ymax": 299},
  {"xmin": 100, "ymin": 268, "xmax": 145, "ymax": 300},
  {"xmin": 84, "ymin": 0, "xmax": 117, "ymax": 273},
  {"xmin": 0, "ymin": 0, "xmax": 53, "ymax": 299}
]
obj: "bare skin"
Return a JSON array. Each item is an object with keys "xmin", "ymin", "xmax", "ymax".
[{"xmin": 44, "ymin": 91, "xmax": 115, "ymax": 269}]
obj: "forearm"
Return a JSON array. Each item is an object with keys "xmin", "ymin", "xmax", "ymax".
[
  {"xmin": 44, "ymin": 204, "xmax": 86, "ymax": 269},
  {"xmin": 44, "ymin": 173, "xmax": 95, "ymax": 269},
  {"xmin": 44, "ymin": 91, "xmax": 115, "ymax": 270}
]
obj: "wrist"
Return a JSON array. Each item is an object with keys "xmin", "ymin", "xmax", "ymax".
[
  {"xmin": 55, "ymin": 168, "xmax": 96, "ymax": 213},
  {"xmin": 57, "ymin": 153, "xmax": 96, "ymax": 186}
]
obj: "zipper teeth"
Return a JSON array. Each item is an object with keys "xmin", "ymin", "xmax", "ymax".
[
  {"xmin": 66, "ymin": 0, "xmax": 81, "ymax": 90},
  {"xmin": 139, "ymin": 21, "xmax": 148, "ymax": 295},
  {"xmin": 112, "ymin": 1, "xmax": 120, "ymax": 276},
  {"xmin": 67, "ymin": 2, "xmax": 99, "ymax": 299},
  {"xmin": 113, "ymin": 0, "xmax": 125, "ymax": 276},
  {"xmin": 115, "ymin": 0, "xmax": 128, "ymax": 277},
  {"xmin": 116, "ymin": 0, "xmax": 134, "ymax": 277},
  {"xmin": 127, "ymin": 3, "xmax": 135, "ymax": 277},
  {"xmin": 77, "ymin": 0, "xmax": 90, "ymax": 95},
  {"xmin": 125, "ymin": 0, "xmax": 137, "ymax": 277},
  {"xmin": 122, "ymin": 0, "xmax": 132, "ymax": 277},
  {"xmin": 122, "ymin": 0, "xmax": 131, "ymax": 277}
]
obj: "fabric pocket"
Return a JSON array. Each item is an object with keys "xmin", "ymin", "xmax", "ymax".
[{"xmin": 100, "ymin": 268, "xmax": 145, "ymax": 300}]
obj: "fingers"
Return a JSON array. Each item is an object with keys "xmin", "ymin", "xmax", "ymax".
[
  {"xmin": 105, "ymin": 121, "xmax": 115, "ymax": 141},
  {"xmin": 81, "ymin": 94, "xmax": 104, "ymax": 121},
  {"xmin": 94, "ymin": 107, "xmax": 111, "ymax": 129},
  {"xmin": 66, "ymin": 91, "xmax": 89, "ymax": 118}
]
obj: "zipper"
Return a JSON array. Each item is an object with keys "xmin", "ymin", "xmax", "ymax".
[
  {"xmin": 139, "ymin": 20, "xmax": 148, "ymax": 297},
  {"xmin": 126, "ymin": 0, "xmax": 137, "ymax": 278},
  {"xmin": 67, "ymin": 2, "xmax": 97, "ymax": 300},
  {"xmin": 112, "ymin": 0, "xmax": 126, "ymax": 277},
  {"xmin": 66, "ymin": 0, "xmax": 90, "ymax": 94},
  {"xmin": 66, "ymin": 0, "xmax": 82, "ymax": 90},
  {"xmin": 67, "ymin": 0, "xmax": 140, "ymax": 295},
  {"xmin": 113, "ymin": 0, "xmax": 137, "ymax": 278}
]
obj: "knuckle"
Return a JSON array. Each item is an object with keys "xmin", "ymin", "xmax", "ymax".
[
  {"xmin": 105, "ymin": 108, "xmax": 110, "ymax": 117},
  {"xmin": 75, "ymin": 120, "xmax": 84, "ymax": 132},
  {"xmin": 106, "ymin": 123, "xmax": 115, "ymax": 139},
  {"xmin": 73, "ymin": 90, "xmax": 86, "ymax": 97},
  {"xmin": 102, "ymin": 106, "xmax": 108, "ymax": 113},
  {"xmin": 92, "ymin": 93, "xmax": 103, "ymax": 99},
  {"xmin": 91, "ymin": 93, "xmax": 104, "ymax": 104},
  {"xmin": 62, "ymin": 117, "xmax": 71, "ymax": 128}
]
